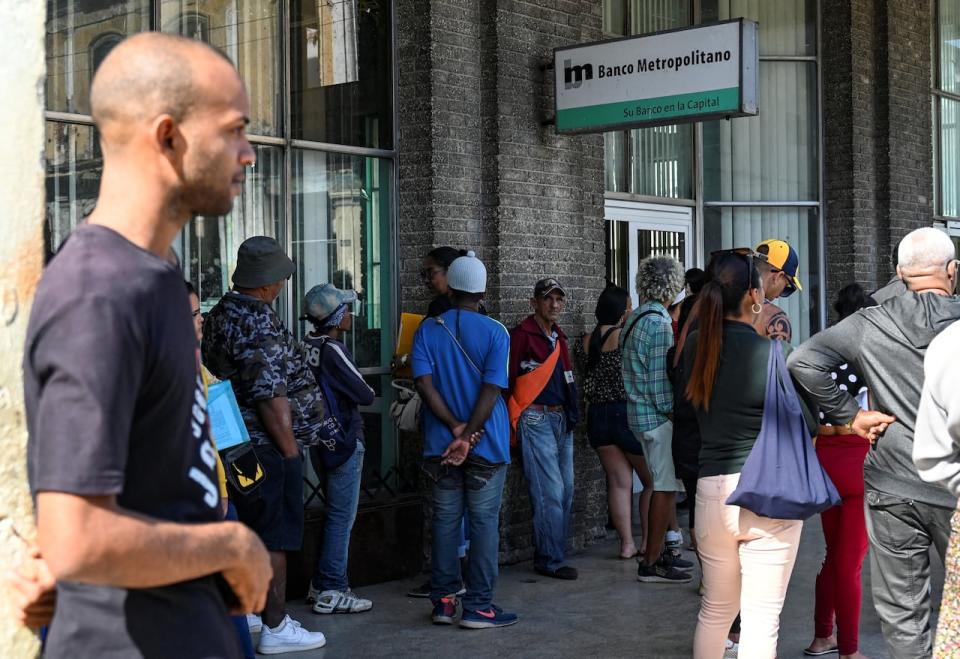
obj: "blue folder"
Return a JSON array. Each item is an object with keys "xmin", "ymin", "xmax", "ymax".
[{"xmin": 207, "ymin": 380, "xmax": 250, "ymax": 450}]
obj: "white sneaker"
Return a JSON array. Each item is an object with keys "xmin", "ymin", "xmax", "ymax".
[
  {"xmin": 723, "ymin": 638, "xmax": 739, "ymax": 658},
  {"xmin": 665, "ymin": 529, "xmax": 683, "ymax": 548},
  {"xmin": 257, "ymin": 615, "xmax": 326, "ymax": 654},
  {"xmin": 246, "ymin": 613, "xmax": 262, "ymax": 633},
  {"xmin": 311, "ymin": 589, "xmax": 373, "ymax": 614},
  {"xmin": 305, "ymin": 583, "xmax": 321, "ymax": 605}
]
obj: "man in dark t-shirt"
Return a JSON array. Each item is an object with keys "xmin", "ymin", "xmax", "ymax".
[{"xmin": 21, "ymin": 33, "xmax": 270, "ymax": 658}]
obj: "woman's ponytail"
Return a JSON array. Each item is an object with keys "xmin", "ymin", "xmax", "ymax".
[{"xmin": 686, "ymin": 281, "xmax": 725, "ymax": 410}]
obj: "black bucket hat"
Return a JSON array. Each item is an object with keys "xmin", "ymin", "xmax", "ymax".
[{"xmin": 232, "ymin": 236, "xmax": 296, "ymax": 289}]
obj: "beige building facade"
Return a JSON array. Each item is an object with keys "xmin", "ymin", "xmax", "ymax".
[{"xmin": 0, "ymin": 0, "xmax": 46, "ymax": 656}]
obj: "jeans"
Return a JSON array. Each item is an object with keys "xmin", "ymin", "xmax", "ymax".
[
  {"xmin": 312, "ymin": 441, "xmax": 365, "ymax": 592},
  {"xmin": 864, "ymin": 489, "xmax": 952, "ymax": 659},
  {"xmin": 424, "ymin": 457, "xmax": 507, "ymax": 612},
  {"xmin": 225, "ymin": 503, "xmax": 256, "ymax": 659},
  {"xmin": 519, "ymin": 409, "xmax": 574, "ymax": 572}
]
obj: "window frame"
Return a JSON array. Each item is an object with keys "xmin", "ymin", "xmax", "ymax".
[
  {"xmin": 934, "ymin": 0, "xmax": 960, "ymax": 221},
  {"xmin": 42, "ymin": 0, "xmax": 402, "ymax": 501},
  {"xmin": 601, "ymin": 0, "xmax": 826, "ymax": 337}
]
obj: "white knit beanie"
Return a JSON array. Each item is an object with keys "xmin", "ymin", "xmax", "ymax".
[{"xmin": 446, "ymin": 251, "xmax": 487, "ymax": 294}]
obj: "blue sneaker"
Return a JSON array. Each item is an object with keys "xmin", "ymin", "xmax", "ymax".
[
  {"xmin": 459, "ymin": 605, "xmax": 519, "ymax": 629},
  {"xmin": 431, "ymin": 596, "xmax": 458, "ymax": 625}
]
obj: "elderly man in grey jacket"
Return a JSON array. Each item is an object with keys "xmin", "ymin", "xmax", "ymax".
[{"xmin": 789, "ymin": 227, "xmax": 960, "ymax": 659}]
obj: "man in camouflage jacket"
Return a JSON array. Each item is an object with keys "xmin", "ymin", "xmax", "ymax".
[{"xmin": 203, "ymin": 236, "xmax": 328, "ymax": 653}]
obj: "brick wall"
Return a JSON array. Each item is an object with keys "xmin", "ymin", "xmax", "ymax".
[
  {"xmin": 885, "ymin": 0, "xmax": 934, "ymax": 245},
  {"xmin": 397, "ymin": 0, "xmax": 609, "ymax": 566},
  {"xmin": 822, "ymin": 0, "xmax": 933, "ymax": 312}
]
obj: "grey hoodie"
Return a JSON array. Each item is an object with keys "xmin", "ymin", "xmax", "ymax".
[{"xmin": 788, "ymin": 291, "xmax": 960, "ymax": 508}]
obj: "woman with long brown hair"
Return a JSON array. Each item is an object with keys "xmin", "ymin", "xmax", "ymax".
[{"xmin": 683, "ymin": 251, "xmax": 816, "ymax": 659}]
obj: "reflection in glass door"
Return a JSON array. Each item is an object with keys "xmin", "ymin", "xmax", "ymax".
[{"xmin": 605, "ymin": 200, "xmax": 693, "ymax": 307}]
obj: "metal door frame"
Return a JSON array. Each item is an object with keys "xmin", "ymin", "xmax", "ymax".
[{"xmin": 605, "ymin": 199, "xmax": 694, "ymax": 306}]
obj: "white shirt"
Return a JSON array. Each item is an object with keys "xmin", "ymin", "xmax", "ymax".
[{"xmin": 914, "ymin": 320, "xmax": 960, "ymax": 497}]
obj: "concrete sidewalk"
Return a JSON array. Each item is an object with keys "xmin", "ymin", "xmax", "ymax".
[{"xmin": 275, "ymin": 514, "xmax": 944, "ymax": 658}]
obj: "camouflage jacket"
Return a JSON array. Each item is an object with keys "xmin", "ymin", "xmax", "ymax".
[{"xmin": 202, "ymin": 291, "xmax": 325, "ymax": 448}]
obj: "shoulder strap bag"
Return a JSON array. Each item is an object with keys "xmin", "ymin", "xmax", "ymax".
[
  {"xmin": 725, "ymin": 340, "xmax": 841, "ymax": 520},
  {"xmin": 310, "ymin": 337, "xmax": 359, "ymax": 470},
  {"xmin": 623, "ymin": 309, "xmax": 662, "ymax": 344}
]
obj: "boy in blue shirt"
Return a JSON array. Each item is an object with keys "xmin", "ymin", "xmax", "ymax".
[{"xmin": 411, "ymin": 251, "xmax": 518, "ymax": 629}]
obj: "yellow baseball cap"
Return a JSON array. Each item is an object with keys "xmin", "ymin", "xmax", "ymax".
[{"xmin": 755, "ymin": 239, "xmax": 803, "ymax": 296}]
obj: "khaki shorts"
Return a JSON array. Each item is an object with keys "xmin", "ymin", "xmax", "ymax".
[{"xmin": 634, "ymin": 420, "xmax": 682, "ymax": 492}]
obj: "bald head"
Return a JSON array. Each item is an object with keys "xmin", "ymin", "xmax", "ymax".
[
  {"xmin": 91, "ymin": 32, "xmax": 236, "ymax": 134},
  {"xmin": 898, "ymin": 227, "xmax": 956, "ymax": 274}
]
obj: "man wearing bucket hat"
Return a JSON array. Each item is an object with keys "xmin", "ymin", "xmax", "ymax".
[
  {"xmin": 753, "ymin": 239, "xmax": 803, "ymax": 342},
  {"xmin": 203, "ymin": 236, "xmax": 328, "ymax": 654},
  {"xmin": 300, "ymin": 283, "xmax": 376, "ymax": 616},
  {"xmin": 411, "ymin": 251, "xmax": 518, "ymax": 629}
]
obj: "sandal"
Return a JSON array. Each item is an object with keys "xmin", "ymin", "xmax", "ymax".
[{"xmin": 803, "ymin": 647, "xmax": 838, "ymax": 656}]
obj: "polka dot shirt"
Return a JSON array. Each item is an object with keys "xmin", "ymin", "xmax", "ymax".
[{"xmin": 820, "ymin": 362, "xmax": 869, "ymax": 424}]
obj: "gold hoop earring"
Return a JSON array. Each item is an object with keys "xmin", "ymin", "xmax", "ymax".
[{"xmin": 752, "ymin": 302, "xmax": 763, "ymax": 315}]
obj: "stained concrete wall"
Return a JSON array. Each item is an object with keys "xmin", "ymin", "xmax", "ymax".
[{"xmin": 0, "ymin": 1, "xmax": 46, "ymax": 657}]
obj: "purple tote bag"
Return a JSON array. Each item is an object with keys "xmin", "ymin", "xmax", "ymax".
[{"xmin": 725, "ymin": 340, "xmax": 841, "ymax": 520}]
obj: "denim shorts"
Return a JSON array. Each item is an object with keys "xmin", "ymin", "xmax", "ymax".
[
  {"xmin": 230, "ymin": 442, "xmax": 305, "ymax": 552},
  {"xmin": 586, "ymin": 401, "xmax": 644, "ymax": 456}
]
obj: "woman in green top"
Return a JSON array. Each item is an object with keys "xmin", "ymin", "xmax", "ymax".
[{"xmin": 682, "ymin": 252, "xmax": 814, "ymax": 659}]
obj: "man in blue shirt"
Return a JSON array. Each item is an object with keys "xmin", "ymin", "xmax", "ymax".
[{"xmin": 411, "ymin": 251, "xmax": 518, "ymax": 630}]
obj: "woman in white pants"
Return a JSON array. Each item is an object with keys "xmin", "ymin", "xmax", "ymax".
[{"xmin": 679, "ymin": 251, "xmax": 816, "ymax": 658}]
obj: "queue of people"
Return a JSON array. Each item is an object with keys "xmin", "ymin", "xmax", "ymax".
[{"xmin": 16, "ymin": 29, "xmax": 960, "ymax": 659}]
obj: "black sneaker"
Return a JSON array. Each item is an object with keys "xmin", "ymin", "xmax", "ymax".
[
  {"xmin": 637, "ymin": 560, "xmax": 693, "ymax": 584},
  {"xmin": 407, "ymin": 581, "xmax": 431, "ymax": 598},
  {"xmin": 660, "ymin": 551, "xmax": 694, "ymax": 571},
  {"xmin": 408, "ymin": 580, "xmax": 466, "ymax": 598},
  {"xmin": 535, "ymin": 565, "xmax": 578, "ymax": 580}
]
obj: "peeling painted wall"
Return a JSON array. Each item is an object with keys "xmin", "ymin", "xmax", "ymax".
[{"xmin": 0, "ymin": 0, "xmax": 47, "ymax": 656}]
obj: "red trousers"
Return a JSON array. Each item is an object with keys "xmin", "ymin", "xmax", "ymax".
[{"xmin": 814, "ymin": 434, "xmax": 870, "ymax": 655}]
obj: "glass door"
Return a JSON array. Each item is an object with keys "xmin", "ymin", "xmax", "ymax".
[{"xmin": 605, "ymin": 200, "xmax": 694, "ymax": 307}]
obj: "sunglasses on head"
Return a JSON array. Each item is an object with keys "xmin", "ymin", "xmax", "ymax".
[
  {"xmin": 712, "ymin": 246, "xmax": 787, "ymax": 275},
  {"xmin": 709, "ymin": 248, "xmax": 761, "ymax": 288}
]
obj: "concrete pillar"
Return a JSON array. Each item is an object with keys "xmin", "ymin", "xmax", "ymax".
[{"xmin": 0, "ymin": 1, "xmax": 46, "ymax": 657}]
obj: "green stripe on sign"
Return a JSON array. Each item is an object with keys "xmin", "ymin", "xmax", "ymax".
[{"xmin": 556, "ymin": 87, "xmax": 741, "ymax": 131}]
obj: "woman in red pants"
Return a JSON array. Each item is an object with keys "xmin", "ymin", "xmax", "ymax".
[{"xmin": 804, "ymin": 284, "xmax": 875, "ymax": 659}]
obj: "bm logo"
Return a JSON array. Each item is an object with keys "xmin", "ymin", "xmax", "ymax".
[{"xmin": 563, "ymin": 59, "xmax": 593, "ymax": 89}]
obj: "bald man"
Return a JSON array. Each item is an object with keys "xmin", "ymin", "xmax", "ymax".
[
  {"xmin": 21, "ymin": 33, "xmax": 272, "ymax": 658},
  {"xmin": 789, "ymin": 227, "xmax": 960, "ymax": 659}
]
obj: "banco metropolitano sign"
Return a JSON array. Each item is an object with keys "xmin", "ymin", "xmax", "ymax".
[{"xmin": 553, "ymin": 19, "xmax": 758, "ymax": 134}]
